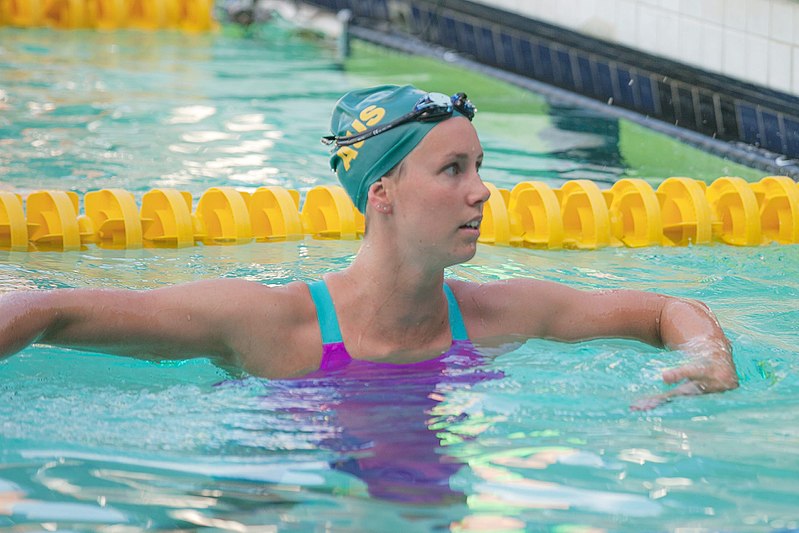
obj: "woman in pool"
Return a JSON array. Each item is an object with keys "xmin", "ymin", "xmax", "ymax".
[{"xmin": 0, "ymin": 85, "xmax": 737, "ymax": 407}]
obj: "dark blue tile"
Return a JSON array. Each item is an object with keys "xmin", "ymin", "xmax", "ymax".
[
  {"xmin": 554, "ymin": 49, "xmax": 575, "ymax": 89},
  {"xmin": 410, "ymin": 6, "xmax": 421, "ymax": 27},
  {"xmin": 576, "ymin": 55, "xmax": 594, "ymax": 94},
  {"xmin": 615, "ymin": 67, "xmax": 635, "ymax": 107},
  {"xmin": 409, "ymin": 6, "xmax": 434, "ymax": 37},
  {"xmin": 352, "ymin": 1, "xmax": 370, "ymax": 17},
  {"xmin": 738, "ymin": 103, "xmax": 761, "ymax": 145},
  {"xmin": 637, "ymin": 75, "xmax": 656, "ymax": 115},
  {"xmin": 719, "ymin": 96, "xmax": 738, "ymax": 138},
  {"xmin": 370, "ymin": 0, "xmax": 389, "ymax": 19},
  {"xmin": 697, "ymin": 91, "xmax": 717, "ymax": 135},
  {"xmin": 518, "ymin": 39, "xmax": 535, "ymax": 77},
  {"xmin": 438, "ymin": 15, "xmax": 458, "ymax": 49},
  {"xmin": 455, "ymin": 20, "xmax": 477, "ymax": 56},
  {"xmin": 476, "ymin": 26, "xmax": 497, "ymax": 63},
  {"xmin": 676, "ymin": 86, "xmax": 696, "ymax": 129},
  {"xmin": 534, "ymin": 42, "xmax": 554, "ymax": 82},
  {"xmin": 498, "ymin": 31, "xmax": 515, "ymax": 69},
  {"xmin": 785, "ymin": 117, "xmax": 799, "ymax": 158},
  {"xmin": 761, "ymin": 111, "xmax": 783, "ymax": 154},
  {"xmin": 657, "ymin": 80, "xmax": 676, "ymax": 123},
  {"xmin": 595, "ymin": 61, "xmax": 614, "ymax": 101}
]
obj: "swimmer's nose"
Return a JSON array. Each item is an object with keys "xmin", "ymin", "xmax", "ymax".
[{"xmin": 470, "ymin": 177, "xmax": 491, "ymax": 206}]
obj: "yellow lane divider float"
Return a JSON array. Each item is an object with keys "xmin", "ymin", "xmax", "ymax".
[
  {"xmin": 0, "ymin": 177, "xmax": 797, "ymax": 252},
  {"xmin": 0, "ymin": 0, "xmax": 215, "ymax": 31}
]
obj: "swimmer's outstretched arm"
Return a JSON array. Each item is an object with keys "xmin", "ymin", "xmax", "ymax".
[
  {"xmin": 0, "ymin": 279, "xmax": 303, "ymax": 374},
  {"xmin": 0, "ymin": 280, "xmax": 243, "ymax": 361},
  {"xmin": 455, "ymin": 279, "xmax": 738, "ymax": 406}
]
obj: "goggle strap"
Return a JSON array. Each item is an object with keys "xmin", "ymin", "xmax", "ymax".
[
  {"xmin": 322, "ymin": 92, "xmax": 474, "ymax": 147},
  {"xmin": 324, "ymin": 110, "xmax": 418, "ymax": 147}
]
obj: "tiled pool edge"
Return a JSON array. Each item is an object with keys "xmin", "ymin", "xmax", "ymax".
[{"xmin": 302, "ymin": 0, "xmax": 799, "ymax": 179}]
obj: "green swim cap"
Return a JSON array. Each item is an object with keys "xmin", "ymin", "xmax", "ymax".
[{"xmin": 325, "ymin": 85, "xmax": 473, "ymax": 213}]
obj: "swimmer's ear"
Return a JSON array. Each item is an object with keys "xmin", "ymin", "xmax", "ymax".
[{"xmin": 367, "ymin": 180, "xmax": 393, "ymax": 214}]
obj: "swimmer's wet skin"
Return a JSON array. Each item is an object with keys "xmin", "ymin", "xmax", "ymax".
[{"xmin": 0, "ymin": 85, "xmax": 738, "ymax": 410}]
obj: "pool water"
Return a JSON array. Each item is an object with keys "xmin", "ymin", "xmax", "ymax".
[{"xmin": 1, "ymin": 25, "xmax": 798, "ymax": 532}]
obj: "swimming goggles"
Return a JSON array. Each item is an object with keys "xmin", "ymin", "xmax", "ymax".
[{"xmin": 322, "ymin": 92, "xmax": 476, "ymax": 147}]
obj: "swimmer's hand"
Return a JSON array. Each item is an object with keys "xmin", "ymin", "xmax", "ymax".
[{"xmin": 631, "ymin": 338, "xmax": 738, "ymax": 411}]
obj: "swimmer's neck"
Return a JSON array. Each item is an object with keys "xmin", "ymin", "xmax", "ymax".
[
  {"xmin": 324, "ymin": 243, "xmax": 453, "ymax": 339},
  {"xmin": 343, "ymin": 242, "xmax": 450, "ymax": 299}
]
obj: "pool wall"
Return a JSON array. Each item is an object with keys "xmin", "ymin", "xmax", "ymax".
[
  {"xmin": 484, "ymin": 0, "xmax": 799, "ymax": 99},
  {"xmin": 299, "ymin": 0, "xmax": 799, "ymax": 178}
]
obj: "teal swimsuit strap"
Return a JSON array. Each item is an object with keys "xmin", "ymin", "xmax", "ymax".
[
  {"xmin": 308, "ymin": 280, "xmax": 469, "ymax": 345},
  {"xmin": 308, "ymin": 280, "xmax": 343, "ymax": 344},
  {"xmin": 443, "ymin": 283, "xmax": 469, "ymax": 341}
]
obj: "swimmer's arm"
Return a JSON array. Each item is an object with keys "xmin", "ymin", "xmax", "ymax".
[
  {"xmin": 0, "ymin": 280, "xmax": 264, "ymax": 364},
  {"xmin": 460, "ymin": 279, "xmax": 737, "ymax": 400},
  {"xmin": 547, "ymin": 285, "xmax": 737, "ymax": 396}
]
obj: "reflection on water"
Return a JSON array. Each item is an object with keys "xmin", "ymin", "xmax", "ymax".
[
  {"xmin": 0, "ymin": 27, "xmax": 345, "ymax": 199},
  {"xmin": 1, "ymin": 242, "xmax": 798, "ymax": 530}
]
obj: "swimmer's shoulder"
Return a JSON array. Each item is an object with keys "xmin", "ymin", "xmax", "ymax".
[
  {"xmin": 205, "ymin": 279, "xmax": 322, "ymax": 378},
  {"xmin": 443, "ymin": 279, "xmax": 500, "ymax": 339},
  {"xmin": 444, "ymin": 278, "xmax": 562, "ymax": 340}
]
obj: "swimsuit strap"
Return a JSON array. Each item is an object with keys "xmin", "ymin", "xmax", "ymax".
[
  {"xmin": 308, "ymin": 280, "xmax": 469, "ymax": 345},
  {"xmin": 308, "ymin": 280, "xmax": 343, "ymax": 344},
  {"xmin": 443, "ymin": 283, "xmax": 469, "ymax": 341}
]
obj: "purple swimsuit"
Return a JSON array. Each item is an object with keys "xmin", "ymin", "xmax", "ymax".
[
  {"xmin": 277, "ymin": 281, "xmax": 499, "ymax": 503},
  {"xmin": 304, "ymin": 280, "xmax": 483, "ymax": 379}
]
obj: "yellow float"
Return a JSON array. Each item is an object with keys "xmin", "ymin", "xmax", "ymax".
[
  {"xmin": 2, "ymin": 177, "xmax": 797, "ymax": 252},
  {"xmin": 0, "ymin": 0, "xmax": 215, "ymax": 30},
  {"xmin": 507, "ymin": 181, "xmax": 563, "ymax": 249}
]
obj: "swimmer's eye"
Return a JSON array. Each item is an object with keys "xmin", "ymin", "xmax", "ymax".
[
  {"xmin": 441, "ymin": 155, "xmax": 482, "ymax": 177},
  {"xmin": 442, "ymin": 162, "xmax": 462, "ymax": 176}
]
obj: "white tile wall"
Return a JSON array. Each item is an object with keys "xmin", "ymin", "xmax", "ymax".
[
  {"xmin": 746, "ymin": 34, "xmax": 770, "ymax": 81},
  {"xmin": 745, "ymin": 0, "xmax": 771, "ymax": 37},
  {"xmin": 615, "ymin": 0, "xmax": 638, "ymax": 47},
  {"xmin": 701, "ymin": 0, "xmax": 725, "ymax": 21},
  {"xmin": 678, "ymin": 16, "xmax": 703, "ymax": 67},
  {"xmin": 722, "ymin": 28, "xmax": 748, "ymax": 80},
  {"xmin": 770, "ymin": 1, "xmax": 794, "ymax": 42},
  {"xmin": 699, "ymin": 24, "xmax": 724, "ymax": 72},
  {"xmin": 723, "ymin": 0, "xmax": 747, "ymax": 32},
  {"xmin": 794, "ymin": 46, "xmax": 799, "ymax": 92},
  {"xmin": 678, "ymin": 0, "xmax": 697, "ymax": 17},
  {"xmin": 794, "ymin": 3, "xmax": 799, "ymax": 46},
  {"xmin": 485, "ymin": 0, "xmax": 799, "ymax": 96},
  {"xmin": 656, "ymin": 10, "xmax": 681, "ymax": 61},
  {"xmin": 769, "ymin": 41, "xmax": 793, "ymax": 92},
  {"xmin": 635, "ymin": 3, "xmax": 659, "ymax": 51}
]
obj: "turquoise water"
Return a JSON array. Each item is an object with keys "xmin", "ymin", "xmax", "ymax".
[{"xmin": 1, "ymin": 26, "xmax": 798, "ymax": 532}]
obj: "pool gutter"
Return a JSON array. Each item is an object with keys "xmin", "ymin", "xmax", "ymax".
[
  {"xmin": 348, "ymin": 25, "xmax": 799, "ymax": 180},
  {"xmin": 293, "ymin": 0, "xmax": 799, "ymax": 181}
]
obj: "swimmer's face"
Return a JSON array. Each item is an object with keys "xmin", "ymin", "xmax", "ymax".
[{"xmin": 387, "ymin": 116, "xmax": 489, "ymax": 266}]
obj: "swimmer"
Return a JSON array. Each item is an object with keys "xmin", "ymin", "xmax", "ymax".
[{"xmin": 0, "ymin": 85, "xmax": 737, "ymax": 408}]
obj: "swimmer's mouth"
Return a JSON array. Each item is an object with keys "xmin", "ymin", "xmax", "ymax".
[{"xmin": 460, "ymin": 218, "xmax": 482, "ymax": 230}]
